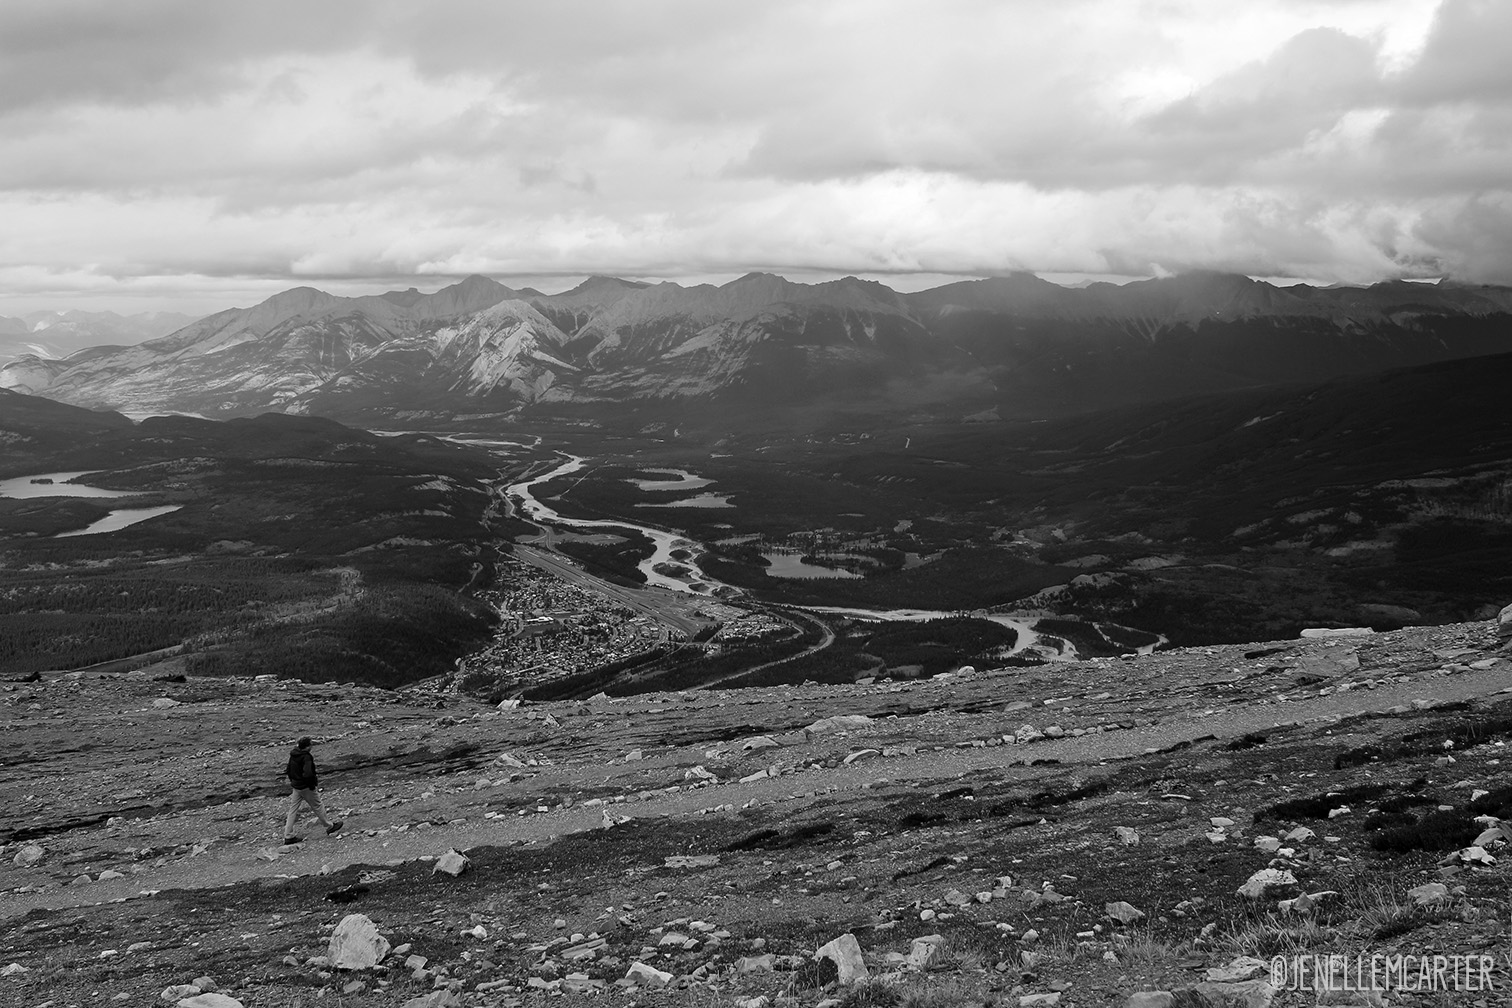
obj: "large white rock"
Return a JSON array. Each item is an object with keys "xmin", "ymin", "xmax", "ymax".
[
  {"xmin": 815, "ymin": 932, "xmax": 868, "ymax": 983},
  {"xmin": 1237, "ymin": 869, "xmax": 1297, "ymax": 899},
  {"xmin": 327, "ymin": 913, "xmax": 390, "ymax": 970},
  {"xmin": 805, "ymin": 715, "xmax": 873, "ymax": 735},
  {"xmin": 401, "ymin": 992, "xmax": 461, "ymax": 1008},
  {"xmin": 624, "ymin": 962, "xmax": 674, "ymax": 988},
  {"xmin": 1407, "ymin": 882, "xmax": 1449, "ymax": 906},
  {"xmin": 1498, "ymin": 602, "xmax": 1512, "ymax": 644},
  {"xmin": 175, "ymin": 996, "xmax": 244, "ymax": 1008},
  {"xmin": 905, "ymin": 934, "xmax": 946, "ymax": 969},
  {"xmin": 1105, "ymin": 901, "xmax": 1146, "ymax": 924},
  {"xmin": 12, "ymin": 844, "xmax": 44, "ymax": 868},
  {"xmin": 432, "ymin": 849, "xmax": 469, "ymax": 876}
]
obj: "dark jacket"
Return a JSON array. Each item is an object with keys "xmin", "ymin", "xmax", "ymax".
[{"xmin": 286, "ymin": 747, "xmax": 318, "ymax": 790}]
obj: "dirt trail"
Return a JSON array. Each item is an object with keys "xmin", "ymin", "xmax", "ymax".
[{"xmin": 5, "ymin": 650, "xmax": 1505, "ymax": 924}]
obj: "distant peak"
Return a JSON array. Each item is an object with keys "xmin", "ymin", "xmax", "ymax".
[
  {"xmin": 261, "ymin": 286, "xmax": 335, "ymax": 308},
  {"xmin": 379, "ymin": 287, "xmax": 425, "ymax": 307},
  {"xmin": 569, "ymin": 275, "xmax": 649, "ymax": 294}
]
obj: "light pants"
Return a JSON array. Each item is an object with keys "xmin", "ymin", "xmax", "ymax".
[{"xmin": 285, "ymin": 787, "xmax": 331, "ymax": 836}]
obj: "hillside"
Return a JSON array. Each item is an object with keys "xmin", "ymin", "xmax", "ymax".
[{"xmin": 1, "ymin": 614, "xmax": 1508, "ymax": 1005}]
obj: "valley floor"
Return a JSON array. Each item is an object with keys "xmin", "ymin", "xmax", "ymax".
[{"xmin": 2, "ymin": 621, "xmax": 1510, "ymax": 1006}]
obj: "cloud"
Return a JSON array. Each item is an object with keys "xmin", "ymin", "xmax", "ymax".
[{"xmin": 0, "ymin": 0, "xmax": 1509, "ymax": 314}]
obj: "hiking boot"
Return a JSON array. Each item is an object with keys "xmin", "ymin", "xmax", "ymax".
[
  {"xmin": 326, "ymin": 821, "xmax": 344, "ymax": 835},
  {"xmin": 283, "ymin": 836, "xmax": 304, "ymax": 845}
]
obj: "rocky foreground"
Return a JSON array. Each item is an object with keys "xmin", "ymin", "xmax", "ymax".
[{"xmin": 3, "ymin": 618, "xmax": 1511, "ymax": 1008}]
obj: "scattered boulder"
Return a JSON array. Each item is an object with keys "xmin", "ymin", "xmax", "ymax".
[
  {"xmin": 175, "ymin": 996, "xmax": 243, "ymax": 1008},
  {"xmin": 806, "ymin": 715, "xmax": 874, "ymax": 735},
  {"xmin": 735, "ymin": 953, "xmax": 776, "ymax": 974},
  {"xmin": 327, "ymin": 913, "xmax": 390, "ymax": 970},
  {"xmin": 905, "ymin": 934, "xmax": 946, "ymax": 969},
  {"xmin": 12, "ymin": 844, "xmax": 44, "ymax": 868},
  {"xmin": 1105, "ymin": 901, "xmax": 1145, "ymax": 925},
  {"xmin": 624, "ymin": 962, "xmax": 673, "ymax": 988},
  {"xmin": 401, "ymin": 992, "xmax": 461, "ymax": 1008},
  {"xmin": 1498, "ymin": 602, "xmax": 1512, "ymax": 647},
  {"xmin": 431, "ymin": 849, "xmax": 469, "ymax": 877},
  {"xmin": 1407, "ymin": 882, "xmax": 1449, "ymax": 906},
  {"xmin": 1277, "ymin": 890, "xmax": 1336, "ymax": 913},
  {"xmin": 741, "ymin": 735, "xmax": 781, "ymax": 751},
  {"xmin": 496, "ymin": 699, "xmax": 522, "ymax": 710},
  {"xmin": 1237, "ymin": 869, "xmax": 1297, "ymax": 899},
  {"xmin": 1115, "ymin": 826, "xmax": 1140, "ymax": 845},
  {"xmin": 151, "ymin": 697, "xmax": 182, "ymax": 708},
  {"xmin": 814, "ymin": 932, "xmax": 869, "ymax": 984}
]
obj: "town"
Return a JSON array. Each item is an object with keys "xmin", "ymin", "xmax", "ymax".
[{"xmin": 449, "ymin": 558, "xmax": 790, "ymax": 697}]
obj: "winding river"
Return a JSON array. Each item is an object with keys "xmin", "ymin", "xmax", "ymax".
[
  {"xmin": 503, "ymin": 453, "xmax": 1133, "ymax": 661},
  {"xmin": 509, "ymin": 454, "xmax": 726, "ymax": 594}
]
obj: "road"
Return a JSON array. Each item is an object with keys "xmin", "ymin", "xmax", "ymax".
[{"xmin": 698, "ymin": 606, "xmax": 838, "ymax": 688}]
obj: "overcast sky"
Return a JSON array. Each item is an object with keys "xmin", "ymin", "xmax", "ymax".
[{"xmin": 1, "ymin": 0, "xmax": 1508, "ymax": 315}]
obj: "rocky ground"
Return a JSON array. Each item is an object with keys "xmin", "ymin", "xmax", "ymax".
[{"xmin": 2, "ymin": 620, "xmax": 1511, "ymax": 1008}]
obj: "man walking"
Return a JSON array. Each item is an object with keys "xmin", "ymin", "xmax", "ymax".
[{"xmin": 284, "ymin": 736, "xmax": 343, "ymax": 843}]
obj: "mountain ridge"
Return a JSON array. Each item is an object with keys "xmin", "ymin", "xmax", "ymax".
[{"xmin": 4, "ymin": 271, "xmax": 1511, "ymax": 425}]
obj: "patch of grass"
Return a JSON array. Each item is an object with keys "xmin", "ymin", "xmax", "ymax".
[
  {"xmin": 1336, "ymin": 708, "xmax": 1512, "ymax": 768},
  {"xmin": 1353, "ymin": 883, "xmax": 1456, "ymax": 940},
  {"xmin": 1111, "ymin": 934, "xmax": 1193, "ymax": 969},
  {"xmin": 1254, "ymin": 782, "xmax": 1400, "ymax": 821},
  {"xmin": 1366, "ymin": 784, "xmax": 1512, "ymax": 853},
  {"xmin": 1220, "ymin": 913, "xmax": 1335, "ymax": 958},
  {"xmin": 838, "ymin": 979, "xmax": 904, "ymax": 1008},
  {"xmin": 723, "ymin": 821, "xmax": 837, "ymax": 851},
  {"xmin": 897, "ymin": 977, "xmax": 995, "ymax": 1008}
]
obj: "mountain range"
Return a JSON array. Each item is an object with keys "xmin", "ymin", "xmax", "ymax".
[
  {"xmin": 4, "ymin": 271, "xmax": 1511, "ymax": 425},
  {"xmin": 0, "ymin": 309, "xmax": 196, "ymax": 366}
]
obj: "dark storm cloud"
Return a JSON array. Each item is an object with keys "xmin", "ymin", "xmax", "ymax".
[{"xmin": 1, "ymin": 0, "xmax": 1510, "ymax": 313}]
